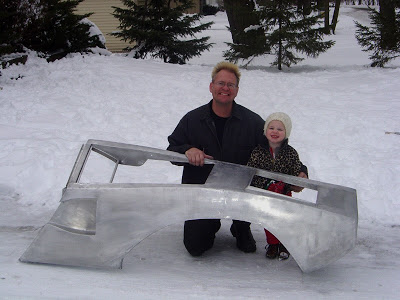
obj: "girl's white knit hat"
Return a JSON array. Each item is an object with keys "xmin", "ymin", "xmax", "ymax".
[{"xmin": 264, "ymin": 112, "xmax": 292, "ymax": 138}]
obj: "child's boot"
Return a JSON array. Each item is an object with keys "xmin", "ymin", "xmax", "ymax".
[
  {"xmin": 278, "ymin": 243, "xmax": 290, "ymax": 260},
  {"xmin": 265, "ymin": 244, "xmax": 279, "ymax": 259}
]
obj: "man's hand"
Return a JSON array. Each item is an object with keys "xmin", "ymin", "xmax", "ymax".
[
  {"xmin": 290, "ymin": 172, "xmax": 308, "ymax": 193},
  {"xmin": 185, "ymin": 148, "xmax": 213, "ymax": 166}
]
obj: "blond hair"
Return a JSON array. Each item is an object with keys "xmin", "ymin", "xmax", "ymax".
[{"xmin": 211, "ymin": 61, "xmax": 241, "ymax": 86}]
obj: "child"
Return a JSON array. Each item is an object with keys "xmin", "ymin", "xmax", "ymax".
[{"xmin": 247, "ymin": 112, "xmax": 304, "ymax": 260}]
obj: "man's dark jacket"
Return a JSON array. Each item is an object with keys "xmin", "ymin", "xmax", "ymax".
[{"xmin": 167, "ymin": 100, "xmax": 267, "ymax": 184}]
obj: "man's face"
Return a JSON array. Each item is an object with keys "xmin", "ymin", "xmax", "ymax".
[{"xmin": 209, "ymin": 69, "xmax": 239, "ymax": 105}]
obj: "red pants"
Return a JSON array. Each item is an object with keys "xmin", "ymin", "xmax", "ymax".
[
  {"xmin": 265, "ymin": 181, "xmax": 291, "ymax": 245},
  {"xmin": 265, "ymin": 228, "xmax": 280, "ymax": 244}
]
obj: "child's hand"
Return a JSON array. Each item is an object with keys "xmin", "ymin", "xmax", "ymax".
[{"xmin": 291, "ymin": 172, "xmax": 308, "ymax": 192}]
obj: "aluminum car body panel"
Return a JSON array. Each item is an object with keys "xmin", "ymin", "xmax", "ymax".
[{"xmin": 20, "ymin": 140, "xmax": 358, "ymax": 272}]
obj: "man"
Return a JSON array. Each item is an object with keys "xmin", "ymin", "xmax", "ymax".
[{"xmin": 167, "ymin": 61, "xmax": 307, "ymax": 256}]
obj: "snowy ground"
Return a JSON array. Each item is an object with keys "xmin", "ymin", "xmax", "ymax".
[{"xmin": 1, "ymin": 6, "xmax": 400, "ymax": 299}]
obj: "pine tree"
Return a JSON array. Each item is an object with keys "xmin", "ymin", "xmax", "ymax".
[
  {"xmin": 0, "ymin": 0, "xmax": 105, "ymax": 64},
  {"xmin": 0, "ymin": 0, "xmax": 31, "ymax": 56},
  {"xmin": 355, "ymin": 5, "xmax": 400, "ymax": 67},
  {"xmin": 23, "ymin": 0, "xmax": 105, "ymax": 60},
  {"xmin": 223, "ymin": 0, "xmax": 335, "ymax": 70},
  {"xmin": 112, "ymin": 0, "xmax": 213, "ymax": 64}
]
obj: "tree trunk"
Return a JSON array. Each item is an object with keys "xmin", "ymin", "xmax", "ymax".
[
  {"xmin": 324, "ymin": 0, "xmax": 330, "ymax": 33},
  {"xmin": 223, "ymin": 0, "xmax": 264, "ymax": 44},
  {"xmin": 303, "ymin": 0, "xmax": 312, "ymax": 15},
  {"xmin": 316, "ymin": 0, "xmax": 324, "ymax": 10},
  {"xmin": 331, "ymin": 0, "xmax": 341, "ymax": 34},
  {"xmin": 278, "ymin": 29, "xmax": 282, "ymax": 70},
  {"xmin": 278, "ymin": 0, "xmax": 283, "ymax": 70},
  {"xmin": 379, "ymin": 0, "xmax": 397, "ymax": 49},
  {"xmin": 297, "ymin": 0, "xmax": 312, "ymax": 15}
]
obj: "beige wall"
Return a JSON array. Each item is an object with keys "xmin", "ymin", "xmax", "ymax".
[
  {"xmin": 77, "ymin": 0, "xmax": 132, "ymax": 52},
  {"xmin": 77, "ymin": 0, "xmax": 201, "ymax": 53}
]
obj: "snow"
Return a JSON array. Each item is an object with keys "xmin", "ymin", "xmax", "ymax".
[{"xmin": 1, "ymin": 6, "xmax": 400, "ymax": 299}]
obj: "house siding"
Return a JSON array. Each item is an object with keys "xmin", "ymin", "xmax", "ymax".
[
  {"xmin": 77, "ymin": 0, "xmax": 132, "ymax": 52},
  {"xmin": 77, "ymin": 0, "xmax": 201, "ymax": 53}
]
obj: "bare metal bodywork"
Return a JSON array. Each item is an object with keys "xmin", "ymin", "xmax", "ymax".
[{"xmin": 20, "ymin": 139, "xmax": 358, "ymax": 272}]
